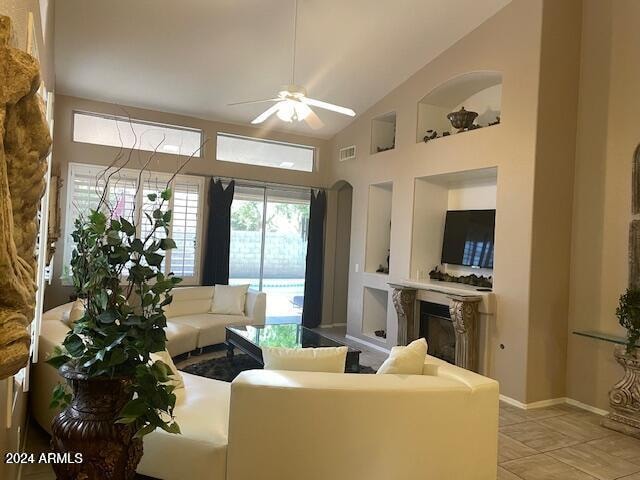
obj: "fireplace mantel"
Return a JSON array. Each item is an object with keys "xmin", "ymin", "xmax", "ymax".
[
  {"xmin": 392, "ymin": 279, "xmax": 496, "ymax": 315},
  {"xmin": 389, "ymin": 279, "xmax": 495, "ymax": 372}
]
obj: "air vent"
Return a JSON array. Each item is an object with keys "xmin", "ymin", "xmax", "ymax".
[{"xmin": 339, "ymin": 145, "xmax": 356, "ymax": 162}]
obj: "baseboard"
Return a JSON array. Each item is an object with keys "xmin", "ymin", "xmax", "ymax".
[
  {"xmin": 565, "ymin": 397, "xmax": 609, "ymax": 416},
  {"xmin": 345, "ymin": 334, "xmax": 391, "ymax": 354},
  {"xmin": 500, "ymin": 394, "xmax": 608, "ymax": 416},
  {"xmin": 318, "ymin": 323, "xmax": 347, "ymax": 328}
]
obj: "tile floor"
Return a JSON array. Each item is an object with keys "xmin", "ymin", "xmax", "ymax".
[{"xmin": 21, "ymin": 327, "xmax": 640, "ymax": 480}]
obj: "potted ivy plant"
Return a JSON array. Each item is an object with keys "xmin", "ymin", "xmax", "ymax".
[
  {"xmin": 616, "ymin": 287, "xmax": 640, "ymax": 355},
  {"xmin": 47, "ymin": 187, "xmax": 182, "ymax": 480}
]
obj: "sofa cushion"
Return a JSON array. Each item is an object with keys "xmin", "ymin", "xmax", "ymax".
[
  {"xmin": 210, "ymin": 284, "xmax": 249, "ymax": 315},
  {"xmin": 377, "ymin": 338, "xmax": 428, "ymax": 375},
  {"xmin": 164, "ymin": 321, "xmax": 199, "ymax": 357},
  {"xmin": 171, "ymin": 313, "xmax": 250, "ymax": 348},
  {"xmin": 262, "ymin": 346, "xmax": 348, "ymax": 373},
  {"xmin": 64, "ymin": 299, "xmax": 85, "ymax": 328},
  {"xmin": 138, "ymin": 372, "xmax": 230, "ymax": 480},
  {"xmin": 165, "ymin": 286, "xmax": 215, "ymax": 318}
]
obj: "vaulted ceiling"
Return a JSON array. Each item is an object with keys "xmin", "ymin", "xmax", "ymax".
[{"xmin": 55, "ymin": 0, "xmax": 511, "ymax": 138}]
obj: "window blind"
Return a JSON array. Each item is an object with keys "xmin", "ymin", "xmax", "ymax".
[{"xmin": 63, "ymin": 163, "xmax": 204, "ymax": 283}]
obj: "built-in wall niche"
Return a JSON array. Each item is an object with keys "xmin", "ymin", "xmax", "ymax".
[
  {"xmin": 370, "ymin": 112, "xmax": 396, "ymax": 154},
  {"xmin": 410, "ymin": 167, "xmax": 498, "ymax": 283},
  {"xmin": 362, "ymin": 286, "xmax": 388, "ymax": 341},
  {"xmin": 365, "ymin": 182, "xmax": 393, "ymax": 274},
  {"xmin": 416, "ymin": 71, "xmax": 502, "ymax": 143}
]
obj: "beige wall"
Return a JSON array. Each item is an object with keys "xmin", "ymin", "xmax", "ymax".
[
  {"xmin": 0, "ymin": 2, "xmax": 54, "ymax": 479},
  {"xmin": 45, "ymin": 94, "xmax": 332, "ymax": 309},
  {"xmin": 526, "ymin": 0, "xmax": 582, "ymax": 403},
  {"xmin": 328, "ymin": 0, "xmax": 545, "ymax": 402},
  {"xmin": 566, "ymin": 0, "xmax": 640, "ymax": 411}
]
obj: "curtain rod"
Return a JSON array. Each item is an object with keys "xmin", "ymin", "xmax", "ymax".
[{"xmin": 211, "ymin": 174, "xmax": 326, "ymax": 192}]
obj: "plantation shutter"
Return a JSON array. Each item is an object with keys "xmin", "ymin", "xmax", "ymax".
[
  {"xmin": 64, "ymin": 163, "xmax": 204, "ymax": 284},
  {"xmin": 170, "ymin": 179, "xmax": 202, "ymax": 279}
]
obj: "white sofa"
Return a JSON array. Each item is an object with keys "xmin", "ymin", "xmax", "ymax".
[{"xmin": 33, "ymin": 294, "xmax": 499, "ymax": 480}]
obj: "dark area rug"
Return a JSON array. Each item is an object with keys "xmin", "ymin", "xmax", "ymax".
[{"xmin": 180, "ymin": 353, "xmax": 376, "ymax": 382}]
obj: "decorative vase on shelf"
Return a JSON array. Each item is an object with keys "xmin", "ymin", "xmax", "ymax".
[
  {"xmin": 51, "ymin": 364, "xmax": 142, "ymax": 479},
  {"xmin": 447, "ymin": 106, "xmax": 478, "ymax": 132}
]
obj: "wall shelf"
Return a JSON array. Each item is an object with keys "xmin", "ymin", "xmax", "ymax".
[
  {"xmin": 371, "ymin": 112, "xmax": 396, "ymax": 154},
  {"xmin": 573, "ymin": 330, "xmax": 637, "ymax": 347},
  {"xmin": 362, "ymin": 286, "xmax": 389, "ymax": 340},
  {"xmin": 416, "ymin": 71, "xmax": 502, "ymax": 143},
  {"xmin": 365, "ymin": 182, "xmax": 393, "ymax": 274},
  {"xmin": 410, "ymin": 167, "xmax": 497, "ymax": 285}
]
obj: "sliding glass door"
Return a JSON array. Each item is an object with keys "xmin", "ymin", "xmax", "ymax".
[{"xmin": 229, "ymin": 185, "xmax": 310, "ymax": 323}]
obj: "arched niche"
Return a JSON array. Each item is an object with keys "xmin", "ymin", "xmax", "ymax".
[
  {"xmin": 329, "ymin": 180, "xmax": 353, "ymax": 325},
  {"xmin": 416, "ymin": 71, "xmax": 503, "ymax": 142}
]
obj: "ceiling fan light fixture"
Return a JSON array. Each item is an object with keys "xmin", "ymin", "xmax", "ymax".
[
  {"xmin": 276, "ymin": 100, "xmax": 295, "ymax": 122},
  {"xmin": 293, "ymin": 101, "xmax": 311, "ymax": 120}
]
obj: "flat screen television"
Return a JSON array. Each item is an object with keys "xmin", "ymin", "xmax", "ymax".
[{"xmin": 441, "ymin": 209, "xmax": 495, "ymax": 269}]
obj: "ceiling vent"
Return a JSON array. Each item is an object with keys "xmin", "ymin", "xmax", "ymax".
[{"xmin": 339, "ymin": 145, "xmax": 356, "ymax": 162}]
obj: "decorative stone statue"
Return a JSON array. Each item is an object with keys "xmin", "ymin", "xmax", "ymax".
[{"xmin": 0, "ymin": 15, "xmax": 51, "ymax": 379}]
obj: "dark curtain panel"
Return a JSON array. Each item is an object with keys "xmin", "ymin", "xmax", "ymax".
[
  {"xmin": 302, "ymin": 190, "xmax": 327, "ymax": 328},
  {"xmin": 202, "ymin": 179, "xmax": 235, "ymax": 286}
]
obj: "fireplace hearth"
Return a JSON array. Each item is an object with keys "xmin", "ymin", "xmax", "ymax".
[{"xmin": 420, "ymin": 302, "xmax": 456, "ymax": 364}]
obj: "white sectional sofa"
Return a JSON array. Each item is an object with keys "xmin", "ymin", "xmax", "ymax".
[{"xmin": 32, "ymin": 290, "xmax": 499, "ymax": 480}]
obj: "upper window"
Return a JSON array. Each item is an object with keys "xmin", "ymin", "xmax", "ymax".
[
  {"xmin": 216, "ymin": 133, "xmax": 315, "ymax": 172},
  {"xmin": 63, "ymin": 163, "xmax": 205, "ymax": 283},
  {"xmin": 73, "ymin": 111, "xmax": 204, "ymax": 157}
]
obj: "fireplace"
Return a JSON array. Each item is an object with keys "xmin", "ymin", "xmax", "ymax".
[{"xmin": 419, "ymin": 301, "xmax": 456, "ymax": 364}]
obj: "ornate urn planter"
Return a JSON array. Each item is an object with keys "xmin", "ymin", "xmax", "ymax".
[
  {"xmin": 51, "ymin": 364, "xmax": 143, "ymax": 480},
  {"xmin": 602, "ymin": 346, "xmax": 640, "ymax": 438}
]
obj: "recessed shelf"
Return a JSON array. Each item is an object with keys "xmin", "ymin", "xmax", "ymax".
[
  {"xmin": 362, "ymin": 286, "xmax": 388, "ymax": 340},
  {"xmin": 365, "ymin": 182, "xmax": 393, "ymax": 274},
  {"xmin": 410, "ymin": 167, "xmax": 497, "ymax": 283},
  {"xmin": 416, "ymin": 71, "xmax": 502, "ymax": 143},
  {"xmin": 371, "ymin": 112, "xmax": 396, "ymax": 154}
]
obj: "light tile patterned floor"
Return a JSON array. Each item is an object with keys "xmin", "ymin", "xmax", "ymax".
[{"xmin": 22, "ymin": 327, "xmax": 640, "ymax": 480}]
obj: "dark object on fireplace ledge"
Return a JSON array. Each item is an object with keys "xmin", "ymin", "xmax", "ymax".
[
  {"xmin": 374, "ymin": 329, "xmax": 387, "ymax": 339},
  {"xmin": 428, "ymin": 266, "xmax": 493, "ymax": 288}
]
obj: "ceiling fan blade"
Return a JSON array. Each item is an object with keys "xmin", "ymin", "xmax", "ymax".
[
  {"xmin": 302, "ymin": 97, "xmax": 355, "ymax": 117},
  {"xmin": 304, "ymin": 109, "xmax": 324, "ymax": 130},
  {"xmin": 251, "ymin": 103, "xmax": 281, "ymax": 124},
  {"xmin": 228, "ymin": 98, "xmax": 279, "ymax": 107}
]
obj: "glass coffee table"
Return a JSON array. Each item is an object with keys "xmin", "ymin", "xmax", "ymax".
[{"xmin": 225, "ymin": 323, "xmax": 361, "ymax": 373}]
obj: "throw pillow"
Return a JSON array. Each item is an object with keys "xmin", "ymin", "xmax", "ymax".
[
  {"xmin": 63, "ymin": 299, "xmax": 85, "ymax": 328},
  {"xmin": 262, "ymin": 346, "xmax": 348, "ymax": 373},
  {"xmin": 150, "ymin": 350, "xmax": 185, "ymax": 390},
  {"xmin": 210, "ymin": 284, "xmax": 250, "ymax": 315},
  {"xmin": 376, "ymin": 338, "xmax": 428, "ymax": 375}
]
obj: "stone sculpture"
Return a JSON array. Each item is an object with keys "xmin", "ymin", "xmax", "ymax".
[{"xmin": 0, "ymin": 15, "xmax": 51, "ymax": 379}]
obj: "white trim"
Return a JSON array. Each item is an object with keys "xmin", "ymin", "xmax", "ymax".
[
  {"xmin": 566, "ymin": 398, "xmax": 609, "ymax": 416},
  {"xmin": 500, "ymin": 394, "xmax": 608, "ymax": 416},
  {"xmin": 318, "ymin": 323, "xmax": 347, "ymax": 328},
  {"xmin": 345, "ymin": 334, "xmax": 391, "ymax": 354}
]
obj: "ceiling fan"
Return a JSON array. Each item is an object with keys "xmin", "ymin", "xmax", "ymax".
[{"xmin": 228, "ymin": 0, "xmax": 356, "ymax": 128}]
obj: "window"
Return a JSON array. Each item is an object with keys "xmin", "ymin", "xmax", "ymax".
[
  {"xmin": 216, "ymin": 133, "xmax": 315, "ymax": 172},
  {"xmin": 63, "ymin": 163, "xmax": 204, "ymax": 283},
  {"xmin": 73, "ymin": 111, "xmax": 204, "ymax": 157},
  {"xmin": 228, "ymin": 184, "xmax": 310, "ymax": 323}
]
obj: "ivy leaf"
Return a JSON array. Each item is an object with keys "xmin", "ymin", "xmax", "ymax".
[
  {"xmin": 161, "ymin": 189, "xmax": 172, "ymax": 201},
  {"xmin": 144, "ymin": 252, "xmax": 164, "ymax": 267},
  {"xmin": 147, "ymin": 193, "xmax": 157, "ymax": 202},
  {"xmin": 63, "ymin": 334, "xmax": 85, "ymax": 357},
  {"xmin": 97, "ymin": 310, "xmax": 116, "ymax": 324},
  {"xmin": 119, "ymin": 398, "xmax": 147, "ymax": 419},
  {"xmin": 119, "ymin": 217, "xmax": 136, "ymax": 236},
  {"xmin": 159, "ymin": 238, "xmax": 176, "ymax": 250}
]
